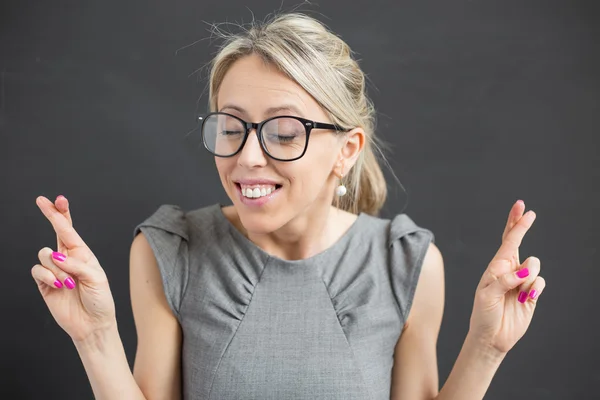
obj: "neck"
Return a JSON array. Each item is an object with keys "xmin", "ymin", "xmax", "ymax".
[{"xmin": 248, "ymin": 204, "xmax": 344, "ymax": 261}]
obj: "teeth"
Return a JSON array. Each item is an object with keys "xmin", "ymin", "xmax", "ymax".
[{"xmin": 240, "ymin": 185, "xmax": 276, "ymax": 198}]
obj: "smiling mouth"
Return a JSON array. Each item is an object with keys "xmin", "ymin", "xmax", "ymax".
[{"xmin": 236, "ymin": 183, "xmax": 282, "ymax": 199}]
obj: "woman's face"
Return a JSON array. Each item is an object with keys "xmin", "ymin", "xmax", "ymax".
[{"xmin": 214, "ymin": 54, "xmax": 345, "ymax": 234}]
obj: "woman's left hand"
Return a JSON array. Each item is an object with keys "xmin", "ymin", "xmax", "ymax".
[{"xmin": 469, "ymin": 200, "xmax": 546, "ymax": 356}]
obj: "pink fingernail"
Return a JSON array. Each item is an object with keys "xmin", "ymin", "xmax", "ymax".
[
  {"xmin": 518, "ymin": 291, "xmax": 528, "ymax": 303},
  {"xmin": 53, "ymin": 280, "xmax": 63, "ymax": 289},
  {"xmin": 516, "ymin": 268, "xmax": 529, "ymax": 279},
  {"xmin": 529, "ymin": 289, "xmax": 538, "ymax": 299},
  {"xmin": 52, "ymin": 251, "xmax": 66, "ymax": 262},
  {"xmin": 64, "ymin": 277, "xmax": 75, "ymax": 289}
]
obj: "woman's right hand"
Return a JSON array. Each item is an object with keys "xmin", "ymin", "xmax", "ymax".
[{"xmin": 32, "ymin": 195, "xmax": 117, "ymax": 344}]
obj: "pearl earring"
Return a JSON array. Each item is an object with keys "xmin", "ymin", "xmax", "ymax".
[{"xmin": 336, "ymin": 174, "xmax": 347, "ymax": 197}]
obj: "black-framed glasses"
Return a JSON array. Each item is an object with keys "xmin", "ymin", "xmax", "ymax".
[{"xmin": 196, "ymin": 112, "xmax": 350, "ymax": 161}]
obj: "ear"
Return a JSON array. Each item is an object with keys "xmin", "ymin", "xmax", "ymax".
[{"xmin": 338, "ymin": 127, "xmax": 365, "ymax": 171}]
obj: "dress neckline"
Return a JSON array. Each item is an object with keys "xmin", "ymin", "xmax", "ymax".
[{"xmin": 211, "ymin": 203, "xmax": 367, "ymax": 266}]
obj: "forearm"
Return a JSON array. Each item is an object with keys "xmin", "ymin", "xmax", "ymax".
[
  {"xmin": 434, "ymin": 334, "xmax": 505, "ymax": 400},
  {"xmin": 74, "ymin": 325, "xmax": 146, "ymax": 400}
]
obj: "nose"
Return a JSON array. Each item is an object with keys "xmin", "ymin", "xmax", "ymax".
[{"xmin": 237, "ymin": 129, "xmax": 268, "ymax": 168}]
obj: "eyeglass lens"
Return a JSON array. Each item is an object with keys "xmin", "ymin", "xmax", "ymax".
[{"xmin": 203, "ymin": 114, "xmax": 307, "ymax": 160}]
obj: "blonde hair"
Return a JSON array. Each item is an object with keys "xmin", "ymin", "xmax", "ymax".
[{"xmin": 207, "ymin": 12, "xmax": 388, "ymax": 216}]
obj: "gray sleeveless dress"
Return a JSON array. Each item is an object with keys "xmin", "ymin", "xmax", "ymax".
[{"xmin": 132, "ymin": 203, "xmax": 435, "ymax": 400}]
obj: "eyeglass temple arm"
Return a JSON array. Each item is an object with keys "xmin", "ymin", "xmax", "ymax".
[{"xmin": 313, "ymin": 121, "xmax": 350, "ymax": 132}]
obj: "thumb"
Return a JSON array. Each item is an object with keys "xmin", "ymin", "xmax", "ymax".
[
  {"xmin": 47, "ymin": 248, "xmax": 104, "ymax": 284},
  {"xmin": 485, "ymin": 261, "xmax": 532, "ymax": 300}
]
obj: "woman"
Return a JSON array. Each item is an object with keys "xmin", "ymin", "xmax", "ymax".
[{"xmin": 32, "ymin": 13, "xmax": 545, "ymax": 400}]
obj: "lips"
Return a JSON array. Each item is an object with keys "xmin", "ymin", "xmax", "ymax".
[
  {"xmin": 234, "ymin": 178, "xmax": 281, "ymax": 186},
  {"xmin": 236, "ymin": 183, "xmax": 282, "ymax": 198},
  {"xmin": 232, "ymin": 177, "xmax": 283, "ymax": 205}
]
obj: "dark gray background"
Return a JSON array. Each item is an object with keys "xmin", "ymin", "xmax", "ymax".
[{"xmin": 1, "ymin": 0, "xmax": 598, "ymax": 398}]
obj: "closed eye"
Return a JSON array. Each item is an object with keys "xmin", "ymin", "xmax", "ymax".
[
  {"xmin": 220, "ymin": 130, "xmax": 244, "ymax": 136},
  {"xmin": 266, "ymin": 134, "xmax": 302, "ymax": 143}
]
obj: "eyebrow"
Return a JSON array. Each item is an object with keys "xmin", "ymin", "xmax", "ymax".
[{"xmin": 219, "ymin": 104, "xmax": 305, "ymax": 118}]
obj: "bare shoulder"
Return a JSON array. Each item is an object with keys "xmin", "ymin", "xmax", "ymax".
[
  {"xmin": 390, "ymin": 242, "xmax": 444, "ymax": 399},
  {"xmin": 129, "ymin": 231, "xmax": 180, "ymax": 323},
  {"xmin": 405, "ymin": 241, "xmax": 445, "ymax": 330},
  {"xmin": 129, "ymin": 232, "xmax": 183, "ymax": 399}
]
